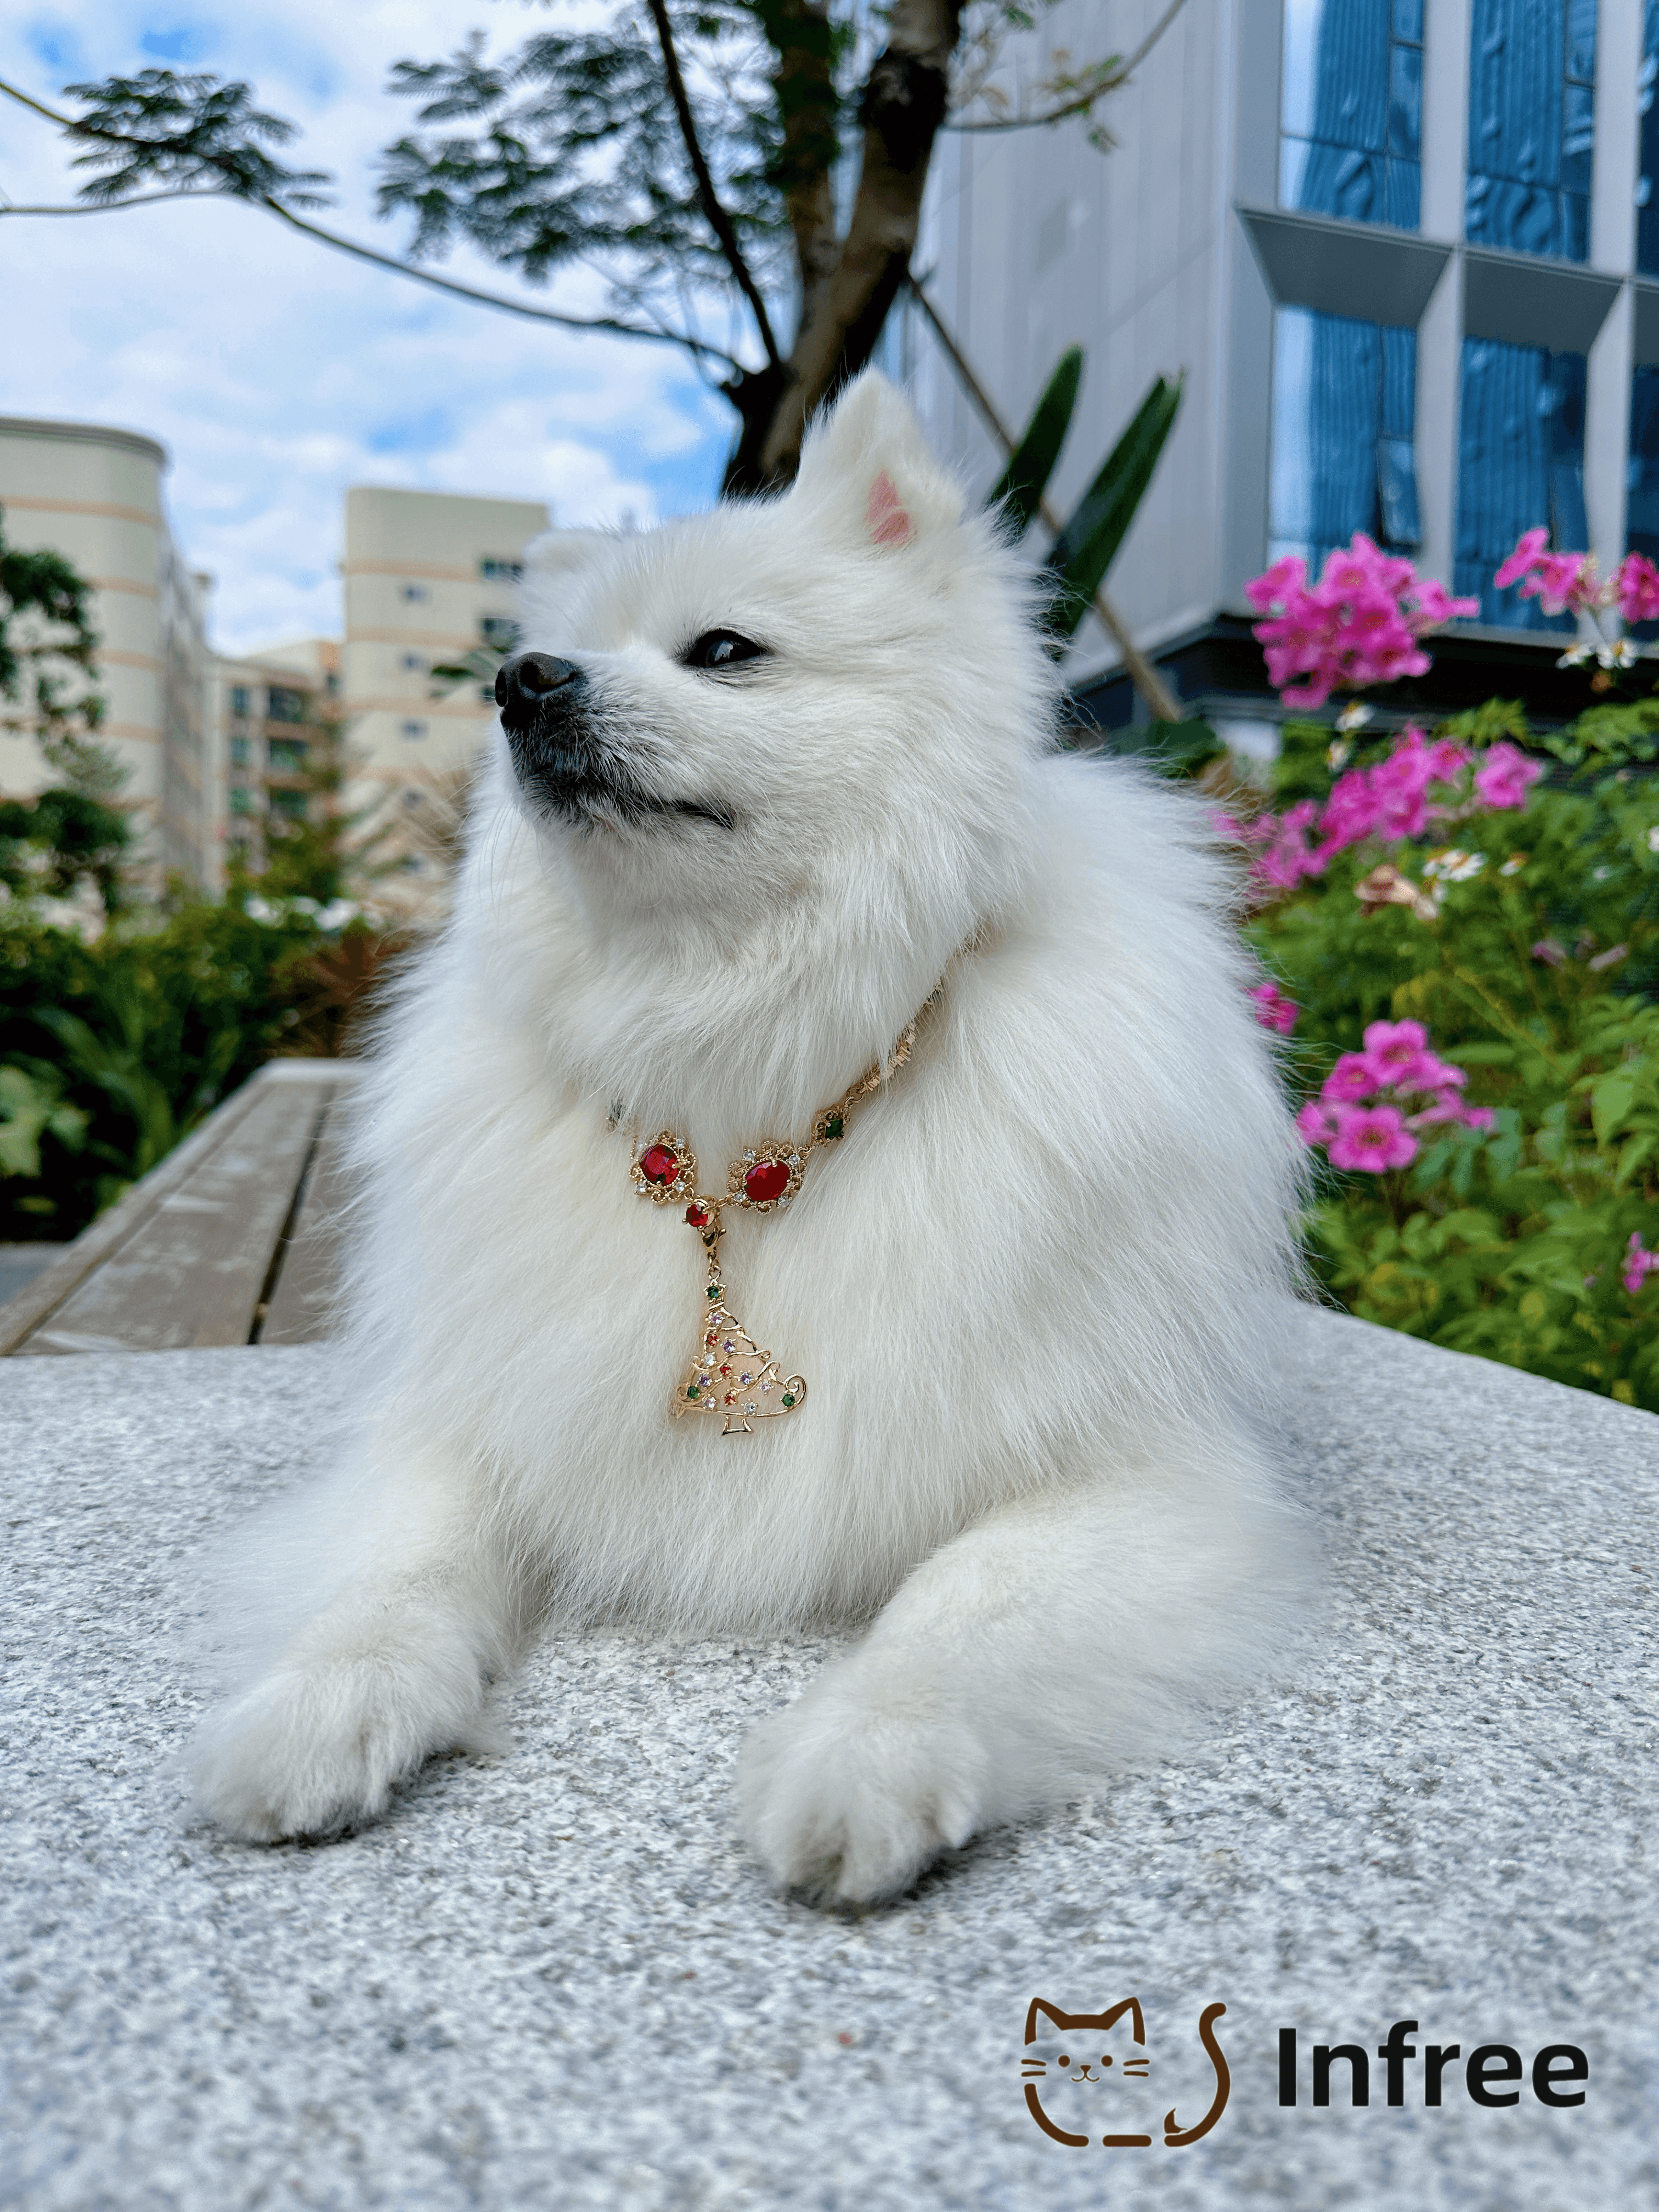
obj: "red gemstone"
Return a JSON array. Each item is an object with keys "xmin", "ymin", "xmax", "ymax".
[
  {"xmin": 724, "ymin": 1392, "xmax": 736, "ymax": 1404},
  {"xmin": 719, "ymin": 1364, "xmax": 731, "ymax": 1377},
  {"xmin": 640, "ymin": 1143, "xmax": 678, "ymax": 1183},
  {"xmin": 685, "ymin": 1203, "xmax": 710, "ymax": 1228},
  {"xmin": 744, "ymin": 1157, "xmax": 789, "ymax": 1203}
]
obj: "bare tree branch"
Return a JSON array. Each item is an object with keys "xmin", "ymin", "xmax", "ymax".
[
  {"xmin": 644, "ymin": 0, "xmax": 783, "ymax": 371},
  {"xmin": 947, "ymin": 0, "xmax": 1187, "ymax": 134},
  {"xmin": 0, "ymin": 187, "xmax": 210, "ymax": 213},
  {"xmin": 0, "ymin": 72, "xmax": 744, "ymax": 373},
  {"xmin": 907, "ymin": 278, "xmax": 1183, "ymax": 723}
]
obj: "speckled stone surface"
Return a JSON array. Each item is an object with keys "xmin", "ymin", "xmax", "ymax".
[{"xmin": 2, "ymin": 1309, "xmax": 1655, "ymax": 2211}]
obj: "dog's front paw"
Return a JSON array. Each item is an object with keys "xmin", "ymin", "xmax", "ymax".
[
  {"xmin": 190, "ymin": 1649, "xmax": 505, "ymax": 1843},
  {"xmin": 737, "ymin": 1677, "xmax": 988, "ymax": 1904}
]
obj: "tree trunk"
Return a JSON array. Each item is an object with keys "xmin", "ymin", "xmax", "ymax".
[{"xmin": 721, "ymin": 0, "xmax": 962, "ymax": 493}]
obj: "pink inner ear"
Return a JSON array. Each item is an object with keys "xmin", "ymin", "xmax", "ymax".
[{"xmin": 866, "ymin": 470, "xmax": 913, "ymax": 548}]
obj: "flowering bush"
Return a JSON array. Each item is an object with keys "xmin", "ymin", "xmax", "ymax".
[
  {"xmin": 1245, "ymin": 535, "xmax": 1478, "ymax": 709},
  {"xmin": 1234, "ymin": 538, "xmax": 1659, "ymax": 1411}
]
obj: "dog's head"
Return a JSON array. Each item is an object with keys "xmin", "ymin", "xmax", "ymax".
[{"xmin": 492, "ymin": 371, "xmax": 1055, "ymax": 941}]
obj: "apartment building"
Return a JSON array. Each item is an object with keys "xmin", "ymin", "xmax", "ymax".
[
  {"xmin": 211, "ymin": 637, "xmax": 340, "ymax": 883},
  {"xmin": 341, "ymin": 486, "xmax": 550, "ymax": 888},
  {"xmin": 909, "ymin": 0, "xmax": 1656, "ymax": 737},
  {"xmin": 0, "ymin": 415, "xmax": 212, "ymax": 884}
]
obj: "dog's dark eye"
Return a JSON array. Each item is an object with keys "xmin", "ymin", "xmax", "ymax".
[{"xmin": 681, "ymin": 629, "xmax": 767, "ymax": 673}]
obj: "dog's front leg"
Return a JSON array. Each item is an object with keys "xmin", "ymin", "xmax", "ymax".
[
  {"xmin": 190, "ymin": 1442, "xmax": 525, "ymax": 1842},
  {"xmin": 738, "ymin": 1444, "xmax": 1287, "ymax": 1904}
]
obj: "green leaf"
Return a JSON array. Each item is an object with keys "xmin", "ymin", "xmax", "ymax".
[
  {"xmin": 1590, "ymin": 1068, "xmax": 1640, "ymax": 1144},
  {"xmin": 984, "ymin": 346, "xmax": 1083, "ymax": 543},
  {"xmin": 1040, "ymin": 373, "xmax": 1183, "ymax": 645}
]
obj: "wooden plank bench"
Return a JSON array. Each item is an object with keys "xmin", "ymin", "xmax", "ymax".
[{"xmin": 0, "ymin": 1059, "xmax": 359, "ymax": 1356}]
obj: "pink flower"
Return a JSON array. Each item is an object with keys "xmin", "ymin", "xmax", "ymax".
[
  {"xmin": 1425, "ymin": 738, "xmax": 1471, "ymax": 782},
  {"xmin": 1621, "ymin": 1233, "xmax": 1659, "ymax": 1295},
  {"xmin": 1617, "ymin": 552, "xmax": 1659, "ymax": 627},
  {"xmin": 1327, "ymin": 1103, "xmax": 1419, "ymax": 1173},
  {"xmin": 1247, "ymin": 536, "xmax": 1477, "ymax": 711},
  {"xmin": 1248, "ymin": 980, "xmax": 1299, "ymax": 1034},
  {"xmin": 1474, "ymin": 742, "xmax": 1544, "ymax": 812},
  {"xmin": 1493, "ymin": 529, "xmax": 1602, "ymax": 614},
  {"xmin": 1295, "ymin": 1099, "xmax": 1340, "ymax": 1147},
  {"xmin": 1494, "ymin": 527, "xmax": 1549, "ymax": 590},
  {"xmin": 1410, "ymin": 1086, "xmax": 1483, "ymax": 1128},
  {"xmin": 1532, "ymin": 939, "xmax": 1568, "ymax": 967},
  {"xmin": 1251, "ymin": 800, "xmax": 1324, "ymax": 896},
  {"xmin": 1321, "ymin": 1052, "xmax": 1380, "ymax": 1102},
  {"xmin": 1357, "ymin": 1019, "xmax": 1431, "ymax": 1079}
]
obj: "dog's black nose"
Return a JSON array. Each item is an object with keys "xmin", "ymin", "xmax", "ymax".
[{"xmin": 495, "ymin": 652, "xmax": 584, "ymax": 710}]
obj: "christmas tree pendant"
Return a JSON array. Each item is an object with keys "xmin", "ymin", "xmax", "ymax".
[{"xmin": 672, "ymin": 1242, "xmax": 806, "ymax": 1435}]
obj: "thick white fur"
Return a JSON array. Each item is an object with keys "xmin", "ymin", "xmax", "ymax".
[{"xmin": 189, "ymin": 373, "xmax": 1307, "ymax": 1899}]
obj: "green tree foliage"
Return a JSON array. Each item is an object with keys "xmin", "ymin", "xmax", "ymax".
[
  {"xmin": 3, "ymin": 4, "xmax": 1185, "ymax": 489},
  {"xmin": 0, "ymin": 504, "xmax": 133, "ymax": 911}
]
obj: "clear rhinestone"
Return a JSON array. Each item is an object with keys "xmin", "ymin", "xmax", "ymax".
[
  {"xmin": 744, "ymin": 1150, "xmax": 755, "ymax": 1163},
  {"xmin": 787, "ymin": 1153, "xmax": 799, "ymax": 1166},
  {"xmin": 746, "ymin": 1402, "xmax": 758, "ymax": 1414}
]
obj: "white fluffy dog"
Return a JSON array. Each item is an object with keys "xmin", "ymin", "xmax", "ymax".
[{"xmin": 190, "ymin": 371, "xmax": 1304, "ymax": 1901}]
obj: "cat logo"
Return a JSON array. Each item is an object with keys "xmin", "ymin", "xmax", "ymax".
[{"xmin": 1021, "ymin": 1997, "xmax": 1231, "ymax": 2148}]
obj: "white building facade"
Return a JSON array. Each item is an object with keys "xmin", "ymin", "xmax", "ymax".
[
  {"xmin": 0, "ymin": 416, "xmax": 213, "ymax": 883},
  {"xmin": 909, "ymin": 0, "xmax": 1657, "ymax": 735}
]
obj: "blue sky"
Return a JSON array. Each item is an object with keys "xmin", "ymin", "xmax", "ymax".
[{"xmin": 0, "ymin": 3, "xmax": 737, "ymax": 650}]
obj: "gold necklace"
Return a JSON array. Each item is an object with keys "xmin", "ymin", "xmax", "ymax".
[{"xmin": 622, "ymin": 1010, "xmax": 924, "ymax": 1434}]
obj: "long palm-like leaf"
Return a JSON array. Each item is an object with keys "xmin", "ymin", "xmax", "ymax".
[
  {"xmin": 984, "ymin": 346, "xmax": 1083, "ymax": 542},
  {"xmin": 1042, "ymin": 373, "xmax": 1184, "ymax": 645}
]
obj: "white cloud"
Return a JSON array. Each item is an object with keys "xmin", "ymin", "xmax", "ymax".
[{"xmin": 0, "ymin": 1, "xmax": 740, "ymax": 652}]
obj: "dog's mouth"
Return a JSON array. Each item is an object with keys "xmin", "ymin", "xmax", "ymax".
[{"xmin": 497, "ymin": 653, "xmax": 735, "ymax": 833}]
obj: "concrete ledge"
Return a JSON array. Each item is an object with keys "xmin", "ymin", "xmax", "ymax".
[{"xmin": 1, "ymin": 1308, "xmax": 1655, "ymax": 2209}]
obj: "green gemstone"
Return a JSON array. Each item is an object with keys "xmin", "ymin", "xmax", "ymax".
[
  {"xmin": 707, "ymin": 1284, "xmax": 721, "ymax": 1300},
  {"xmin": 686, "ymin": 1384, "xmax": 700, "ymax": 1400},
  {"xmin": 782, "ymin": 1391, "xmax": 796, "ymax": 1408},
  {"xmin": 821, "ymin": 1113, "xmax": 844, "ymax": 1140}
]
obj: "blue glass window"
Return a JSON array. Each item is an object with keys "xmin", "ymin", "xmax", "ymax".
[
  {"xmin": 1454, "ymin": 338, "xmax": 1586, "ymax": 627},
  {"xmin": 1639, "ymin": 4, "xmax": 1659, "ymax": 274},
  {"xmin": 1628, "ymin": 365, "xmax": 1659, "ymax": 565},
  {"xmin": 1280, "ymin": 0, "xmax": 1423, "ymax": 232},
  {"xmin": 1465, "ymin": 0, "xmax": 1596, "ymax": 264},
  {"xmin": 1269, "ymin": 307, "xmax": 1421, "ymax": 574}
]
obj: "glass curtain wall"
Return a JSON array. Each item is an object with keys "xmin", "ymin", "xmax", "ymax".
[
  {"xmin": 1628, "ymin": 366, "xmax": 1659, "ymax": 557},
  {"xmin": 1455, "ymin": 340, "xmax": 1588, "ymax": 625},
  {"xmin": 1269, "ymin": 307, "xmax": 1421, "ymax": 572},
  {"xmin": 1280, "ymin": 0, "xmax": 1424, "ymax": 230},
  {"xmin": 1640, "ymin": 3, "xmax": 1659, "ymax": 273},
  {"xmin": 1465, "ymin": 0, "xmax": 1597, "ymax": 263}
]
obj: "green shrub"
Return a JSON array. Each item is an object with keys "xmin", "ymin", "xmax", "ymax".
[
  {"xmin": 1240, "ymin": 709, "xmax": 1659, "ymax": 1409},
  {"xmin": 0, "ymin": 900, "xmax": 391, "ymax": 1239}
]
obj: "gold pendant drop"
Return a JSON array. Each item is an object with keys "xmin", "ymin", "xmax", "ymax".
[{"xmin": 675, "ymin": 1248, "xmax": 806, "ymax": 1435}]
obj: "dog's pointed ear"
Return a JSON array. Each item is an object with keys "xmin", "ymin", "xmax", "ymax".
[{"xmin": 792, "ymin": 369, "xmax": 964, "ymax": 550}]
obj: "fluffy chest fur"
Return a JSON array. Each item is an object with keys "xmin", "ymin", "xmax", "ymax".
[{"xmin": 342, "ymin": 755, "xmax": 1292, "ymax": 1634}]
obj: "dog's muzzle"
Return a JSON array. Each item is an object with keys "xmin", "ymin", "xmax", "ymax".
[{"xmin": 496, "ymin": 651, "xmax": 605, "ymax": 817}]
